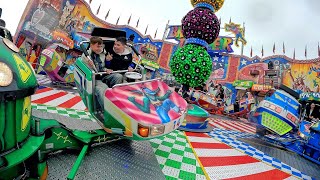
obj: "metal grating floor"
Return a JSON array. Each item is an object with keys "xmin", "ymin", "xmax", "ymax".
[
  {"xmin": 239, "ymin": 138, "xmax": 320, "ymax": 179},
  {"xmin": 47, "ymin": 139, "xmax": 165, "ymax": 180}
]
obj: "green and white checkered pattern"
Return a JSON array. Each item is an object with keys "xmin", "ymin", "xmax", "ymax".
[
  {"xmin": 150, "ymin": 130, "xmax": 206, "ymax": 180},
  {"xmin": 31, "ymin": 104, "xmax": 206, "ymax": 179},
  {"xmin": 32, "ymin": 103, "xmax": 93, "ymax": 120}
]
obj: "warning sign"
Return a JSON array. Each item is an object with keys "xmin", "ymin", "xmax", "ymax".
[
  {"xmin": 13, "ymin": 54, "xmax": 32, "ymax": 83},
  {"xmin": 21, "ymin": 96, "xmax": 31, "ymax": 131}
]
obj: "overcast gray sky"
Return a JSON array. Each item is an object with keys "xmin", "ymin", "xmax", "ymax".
[{"xmin": 1, "ymin": 0, "xmax": 320, "ymax": 59}]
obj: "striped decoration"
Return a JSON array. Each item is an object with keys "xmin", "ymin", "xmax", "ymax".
[
  {"xmin": 185, "ymin": 132, "xmax": 298, "ymax": 180},
  {"xmin": 32, "ymin": 86, "xmax": 86, "ymax": 111}
]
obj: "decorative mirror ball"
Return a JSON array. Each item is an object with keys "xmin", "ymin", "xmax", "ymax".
[
  {"xmin": 190, "ymin": 0, "xmax": 225, "ymax": 12},
  {"xmin": 182, "ymin": 8, "xmax": 220, "ymax": 44},
  {"xmin": 169, "ymin": 44, "xmax": 212, "ymax": 87}
]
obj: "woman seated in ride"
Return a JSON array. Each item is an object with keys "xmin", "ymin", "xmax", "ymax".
[{"xmin": 305, "ymin": 103, "xmax": 320, "ymax": 123}]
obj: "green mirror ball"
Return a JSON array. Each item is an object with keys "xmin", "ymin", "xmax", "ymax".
[{"xmin": 170, "ymin": 44, "xmax": 212, "ymax": 88}]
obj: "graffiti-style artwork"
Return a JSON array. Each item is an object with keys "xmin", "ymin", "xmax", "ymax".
[
  {"xmin": 283, "ymin": 63, "xmax": 317, "ymax": 93},
  {"xmin": 128, "ymin": 87, "xmax": 180, "ymax": 123},
  {"xmin": 224, "ymin": 22, "xmax": 247, "ymax": 47},
  {"xmin": 105, "ymin": 80, "xmax": 187, "ymax": 125},
  {"xmin": 166, "ymin": 25, "xmax": 184, "ymax": 40}
]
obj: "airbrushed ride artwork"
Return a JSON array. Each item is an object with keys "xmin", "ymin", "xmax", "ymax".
[{"xmin": 0, "ymin": 0, "xmax": 320, "ymax": 179}]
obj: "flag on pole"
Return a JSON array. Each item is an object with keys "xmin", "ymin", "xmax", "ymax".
[
  {"xmin": 261, "ymin": 45, "xmax": 264, "ymax": 57},
  {"xmin": 136, "ymin": 18, "xmax": 140, "ymax": 28},
  {"xmin": 145, "ymin": 24, "xmax": 149, "ymax": 34},
  {"xmin": 250, "ymin": 46, "xmax": 253, "ymax": 57},
  {"xmin": 293, "ymin": 48, "xmax": 296, "ymax": 60},
  {"xmin": 127, "ymin": 14, "xmax": 132, "ymax": 25},
  {"xmin": 154, "ymin": 28, "xmax": 158, "ymax": 38},
  {"xmin": 96, "ymin": 4, "xmax": 101, "ymax": 15},
  {"xmin": 116, "ymin": 16, "xmax": 120, "ymax": 25},
  {"xmin": 89, "ymin": 0, "xmax": 93, "ymax": 4},
  {"xmin": 105, "ymin": 9, "xmax": 110, "ymax": 20},
  {"xmin": 282, "ymin": 42, "xmax": 285, "ymax": 54},
  {"xmin": 162, "ymin": 20, "xmax": 170, "ymax": 40},
  {"xmin": 318, "ymin": 42, "xmax": 320, "ymax": 57},
  {"xmin": 273, "ymin": 43, "xmax": 275, "ymax": 54},
  {"xmin": 305, "ymin": 45, "xmax": 307, "ymax": 58}
]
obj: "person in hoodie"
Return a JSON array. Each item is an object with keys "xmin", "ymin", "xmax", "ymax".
[
  {"xmin": 84, "ymin": 36, "xmax": 134, "ymax": 87},
  {"xmin": 103, "ymin": 36, "xmax": 135, "ymax": 87},
  {"xmin": 84, "ymin": 36, "xmax": 135, "ymax": 109}
]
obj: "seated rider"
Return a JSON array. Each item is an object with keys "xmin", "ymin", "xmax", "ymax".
[
  {"xmin": 305, "ymin": 103, "xmax": 319, "ymax": 122},
  {"xmin": 215, "ymin": 84, "xmax": 224, "ymax": 100},
  {"xmin": 103, "ymin": 36, "xmax": 135, "ymax": 87},
  {"xmin": 82, "ymin": 36, "xmax": 134, "ymax": 109},
  {"xmin": 83, "ymin": 36, "xmax": 135, "ymax": 87}
]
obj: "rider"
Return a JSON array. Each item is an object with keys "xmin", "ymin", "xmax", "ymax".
[
  {"xmin": 306, "ymin": 103, "xmax": 319, "ymax": 122},
  {"xmin": 83, "ymin": 36, "xmax": 135, "ymax": 109},
  {"xmin": 103, "ymin": 36, "xmax": 135, "ymax": 87}
]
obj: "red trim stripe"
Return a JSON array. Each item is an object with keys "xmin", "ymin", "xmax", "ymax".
[
  {"xmin": 224, "ymin": 121, "xmax": 255, "ymax": 133},
  {"xmin": 236, "ymin": 122, "xmax": 256, "ymax": 131},
  {"xmin": 224, "ymin": 169, "xmax": 291, "ymax": 180},
  {"xmin": 191, "ymin": 142, "xmax": 232, "ymax": 149},
  {"xmin": 58, "ymin": 96, "xmax": 83, "ymax": 109},
  {"xmin": 199, "ymin": 156, "xmax": 259, "ymax": 167},
  {"xmin": 213, "ymin": 121, "xmax": 238, "ymax": 131},
  {"xmin": 185, "ymin": 132, "xmax": 209, "ymax": 137},
  {"xmin": 34, "ymin": 87, "xmax": 53, "ymax": 94},
  {"xmin": 32, "ymin": 92, "xmax": 68, "ymax": 104}
]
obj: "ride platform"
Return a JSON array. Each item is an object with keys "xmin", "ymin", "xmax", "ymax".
[{"xmin": 29, "ymin": 79, "xmax": 320, "ymax": 179}]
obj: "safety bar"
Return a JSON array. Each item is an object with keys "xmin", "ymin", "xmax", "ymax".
[{"xmin": 112, "ymin": 78, "xmax": 161, "ymax": 88}]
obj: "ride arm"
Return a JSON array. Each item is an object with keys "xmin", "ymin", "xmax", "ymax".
[{"xmin": 128, "ymin": 97, "xmax": 151, "ymax": 113}]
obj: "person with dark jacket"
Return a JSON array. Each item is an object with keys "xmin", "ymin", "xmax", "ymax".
[
  {"xmin": 103, "ymin": 37, "xmax": 135, "ymax": 87},
  {"xmin": 215, "ymin": 84, "xmax": 224, "ymax": 100},
  {"xmin": 305, "ymin": 103, "xmax": 319, "ymax": 122}
]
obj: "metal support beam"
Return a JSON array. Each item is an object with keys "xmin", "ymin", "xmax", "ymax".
[{"xmin": 67, "ymin": 145, "xmax": 89, "ymax": 180}]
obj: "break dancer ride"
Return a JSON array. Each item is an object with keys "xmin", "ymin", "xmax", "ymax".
[
  {"xmin": 0, "ymin": 24, "xmax": 188, "ymax": 180},
  {"xmin": 171, "ymin": 0, "xmax": 224, "ymax": 132}
]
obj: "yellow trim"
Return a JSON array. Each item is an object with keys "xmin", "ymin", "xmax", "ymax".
[
  {"xmin": 184, "ymin": 132, "xmax": 210, "ymax": 180},
  {"xmin": 105, "ymin": 99, "xmax": 133, "ymax": 137}
]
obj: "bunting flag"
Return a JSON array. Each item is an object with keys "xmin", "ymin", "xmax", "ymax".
[
  {"xmin": 261, "ymin": 45, "xmax": 264, "ymax": 57},
  {"xmin": 293, "ymin": 48, "xmax": 296, "ymax": 60},
  {"xmin": 105, "ymin": 9, "xmax": 110, "ymax": 20},
  {"xmin": 145, "ymin": 24, "xmax": 149, "ymax": 35},
  {"xmin": 250, "ymin": 46, "xmax": 253, "ymax": 57},
  {"xmin": 273, "ymin": 43, "xmax": 275, "ymax": 54},
  {"xmin": 305, "ymin": 45, "xmax": 307, "ymax": 58},
  {"xmin": 89, "ymin": 0, "xmax": 93, "ymax": 4},
  {"xmin": 127, "ymin": 14, "xmax": 132, "ymax": 25},
  {"xmin": 282, "ymin": 42, "xmax": 285, "ymax": 54},
  {"xmin": 136, "ymin": 17, "xmax": 140, "ymax": 28},
  {"xmin": 154, "ymin": 28, "xmax": 158, "ymax": 38},
  {"xmin": 318, "ymin": 42, "xmax": 320, "ymax": 57},
  {"xmin": 116, "ymin": 16, "xmax": 120, "ymax": 25},
  {"xmin": 96, "ymin": 4, "xmax": 101, "ymax": 15}
]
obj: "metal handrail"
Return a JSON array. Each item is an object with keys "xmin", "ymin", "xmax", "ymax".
[{"xmin": 112, "ymin": 78, "xmax": 161, "ymax": 88}]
